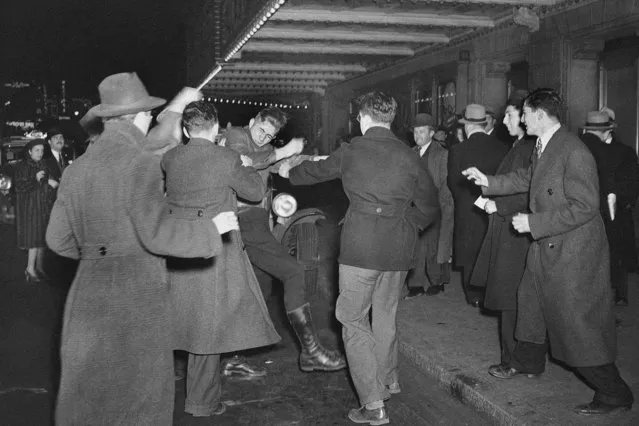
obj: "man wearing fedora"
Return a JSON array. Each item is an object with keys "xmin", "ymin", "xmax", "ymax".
[
  {"xmin": 447, "ymin": 104, "xmax": 508, "ymax": 306},
  {"xmin": 463, "ymin": 88, "xmax": 633, "ymax": 415},
  {"xmin": 405, "ymin": 113, "xmax": 453, "ymax": 298},
  {"xmin": 581, "ymin": 109, "xmax": 638, "ymax": 306},
  {"xmin": 46, "ymin": 72, "xmax": 239, "ymax": 425}
]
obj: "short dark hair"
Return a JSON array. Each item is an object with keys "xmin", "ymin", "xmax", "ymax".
[
  {"xmin": 523, "ymin": 88, "xmax": 563, "ymax": 120},
  {"xmin": 182, "ymin": 101, "xmax": 219, "ymax": 134},
  {"xmin": 256, "ymin": 107, "xmax": 288, "ymax": 130},
  {"xmin": 355, "ymin": 91, "xmax": 397, "ymax": 123},
  {"xmin": 506, "ymin": 90, "xmax": 529, "ymax": 112}
]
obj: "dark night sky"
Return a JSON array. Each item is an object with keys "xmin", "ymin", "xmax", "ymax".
[{"xmin": 1, "ymin": 0, "xmax": 188, "ymax": 100}]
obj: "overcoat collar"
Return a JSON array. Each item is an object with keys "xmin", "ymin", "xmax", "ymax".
[
  {"xmin": 99, "ymin": 121, "xmax": 146, "ymax": 149},
  {"xmin": 363, "ymin": 126, "xmax": 394, "ymax": 138}
]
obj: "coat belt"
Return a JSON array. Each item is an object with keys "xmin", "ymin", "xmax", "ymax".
[
  {"xmin": 349, "ymin": 200, "xmax": 408, "ymax": 217},
  {"xmin": 165, "ymin": 204, "xmax": 216, "ymax": 220},
  {"xmin": 79, "ymin": 243, "xmax": 141, "ymax": 259}
]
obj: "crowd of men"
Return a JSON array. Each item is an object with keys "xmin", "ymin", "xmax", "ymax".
[{"xmin": 44, "ymin": 71, "xmax": 634, "ymax": 425}]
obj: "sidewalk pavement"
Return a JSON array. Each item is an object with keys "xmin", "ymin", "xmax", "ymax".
[{"xmin": 397, "ymin": 271, "xmax": 638, "ymax": 425}]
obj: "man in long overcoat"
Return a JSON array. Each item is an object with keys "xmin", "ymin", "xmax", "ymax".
[
  {"xmin": 448, "ymin": 104, "xmax": 508, "ymax": 305},
  {"xmin": 163, "ymin": 101, "xmax": 280, "ymax": 417},
  {"xmin": 463, "ymin": 88, "xmax": 633, "ymax": 416},
  {"xmin": 46, "ymin": 73, "xmax": 238, "ymax": 425},
  {"xmin": 280, "ymin": 92, "xmax": 440, "ymax": 424},
  {"xmin": 470, "ymin": 93, "xmax": 537, "ymax": 368},
  {"xmin": 581, "ymin": 109, "xmax": 638, "ymax": 306},
  {"xmin": 406, "ymin": 113, "xmax": 453, "ymax": 297}
]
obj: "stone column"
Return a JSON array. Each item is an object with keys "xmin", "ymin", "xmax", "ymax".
[
  {"xmin": 456, "ymin": 54, "xmax": 470, "ymax": 114},
  {"xmin": 569, "ymin": 39, "xmax": 605, "ymax": 133},
  {"xmin": 482, "ymin": 61, "xmax": 511, "ymax": 114}
]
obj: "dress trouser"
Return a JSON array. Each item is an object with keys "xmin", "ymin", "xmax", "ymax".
[
  {"xmin": 185, "ymin": 353, "xmax": 222, "ymax": 416},
  {"xmin": 510, "ymin": 342, "xmax": 633, "ymax": 406},
  {"xmin": 499, "ymin": 310, "xmax": 517, "ymax": 365},
  {"xmin": 406, "ymin": 225, "xmax": 442, "ymax": 289},
  {"xmin": 239, "ymin": 208, "xmax": 306, "ymax": 311},
  {"xmin": 611, "ymin": 264, "xmax": 628, "ymax": 301},
  {"xmin": 336, "ymin": 264, "xmax": 407, "ymax": 406}
]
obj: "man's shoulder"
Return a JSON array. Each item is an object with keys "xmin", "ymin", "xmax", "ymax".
[{"xmin": 225, "ymin": 127, "xmax": 251, "ymax": 142}]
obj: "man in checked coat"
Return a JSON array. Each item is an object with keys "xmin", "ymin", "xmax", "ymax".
[
  {"xmin": 463, "ymin": 88, "xmax": 633, "ymax": 416},
  {"xmin": 405, "ymin": 113, "xmax": 453, "ymax": 297},
  {"xmin": 46, "ymin": 73, "xmax": 239, "ymax": 425},
  {"xmin": 280, "ymin": 91, "xmax": 440, "ymax": 425}
]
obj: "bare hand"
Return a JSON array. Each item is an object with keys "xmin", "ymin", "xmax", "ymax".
[
  {"xmin": 36, "ymin": 171, "xmax": 46, "ymax": 181},
  {"xmin": 212, "ymin": 211, "xmax": 239, "ymax": 234},
  {"xmin": 484, "ymin": 200, "xmax": 497, "ymax": 214},
  {"xmin": 164, "ymin": 87, "xmax": 203, "ymax": 115},
  {"xmin": 462, "ymin": 167, "xmax": 488, "ymax": 187},
  {"xmin": 240, "ymin": 155, "xmax": 253, "ymax": 167},
  {"xmin": 283, "ymin": 138, "xmax": 305, "ymax": 157},
  {"xmin": 279, "ymin": 160, "xmax": 291, "ymax": 179},
  {"xmin": 512, "ymin": 213, "xmax": 531, "ymax": 233},
  {"xmin": 312, "ymin": 155, "xmax": 329, "ymax": 161},
  {"xmin": 47, "ymin": 179, "xmax": 59, "ymax": 189}
]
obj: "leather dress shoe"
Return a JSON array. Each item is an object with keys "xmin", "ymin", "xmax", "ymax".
[
  {"xmin": 488, "ymin": 364, "xmax": 540, "ymax": 379},
  {"xmin": 221, "ymin": 355, "xmax": 267, "ymax": 379},
  {"xmin": 404, "ymin": 287, "xmax": 425, "ymax": 299},
  {"xmin": 425, "ymin": 284, "xmax": 445, "ymax": 296},
  {"xmin": 574, "ymin": 401, "xmax": 632, "ymax": 415},
  {"xmin": 348, "ymin": 406, "xmax": 389, "ymax": 425},
  {"xmin": 615, "ymin": 297, "xmax": 629, "ymax": 306}
]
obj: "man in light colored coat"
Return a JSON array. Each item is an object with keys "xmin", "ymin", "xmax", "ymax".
[
  {"xmin": 406, "ymin": 113, "xmax": 453, "ymax": 297},
  {"xmin": 463, "ymin": 88, "xmax": 633, "ymax": 416},
  {"xmin": 46, "ymin": 73, "xmax": 239, "ymax": 425}
]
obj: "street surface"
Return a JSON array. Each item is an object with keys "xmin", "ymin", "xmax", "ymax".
[{"xmin": 0, "ymin": 223, "xmax": 491, "ymax": 425}]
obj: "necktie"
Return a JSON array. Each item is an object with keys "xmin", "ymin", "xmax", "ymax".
[
  {"xmin": 58, "ymin": 154, "xmax": 64, "ymax": 170},
  {"xmin": 535, "ymin": 138, "xmax": 542, "ymax": 159}
]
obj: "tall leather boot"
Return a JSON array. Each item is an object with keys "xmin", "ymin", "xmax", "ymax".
[{"xmin": 287, "ymin": 303, "xmax": 346, "ymax": 372}]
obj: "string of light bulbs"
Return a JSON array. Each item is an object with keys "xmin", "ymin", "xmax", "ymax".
[{"xmin": 205, "ymin": 96, "xmax": 308, "ymax": 109}]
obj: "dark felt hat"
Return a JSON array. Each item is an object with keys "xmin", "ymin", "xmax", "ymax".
[
  {"xmin": 413, "ymin": 113, "xmax": 435, "ymax": 128},
  {"xmin": 93, "ymin": 72, "xmax": 166, "ymax": 118},
  {"xmin": 47, "ymin": 125, "xmax": 63, "ymax": 138},
  {"xmin": 25, "ymin": 138, "xmax": 46, "ymax": 152}
]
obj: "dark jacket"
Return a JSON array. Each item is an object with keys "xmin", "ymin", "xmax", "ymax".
[
  {"xmin": 447, "ymin": 131, "xmax": 508, "ymax": 270},
  {"xmin": 581, "ymin": 132, "xmax": 638, "ymax": 270},
  {"xmin": 485, "ymin": 127, "xmax": 616, "ymax": 367},
  {"xmin": 162, "ymin": 138, "xmax": 279, "ymax": 354},
  {"xmin": 415, "ymin": 142, "xmax": 454, "ymax": 263},
  {"xmin": 289, "ymin": 127, "xmax": 440, "ymax": 271},
  {"xmin": 470, "ymin": 136, "xmax": 535, "ymax": 310},
  {"xmin": 14, "ymin": 158, "xmax": 54, "ymax": 248}
]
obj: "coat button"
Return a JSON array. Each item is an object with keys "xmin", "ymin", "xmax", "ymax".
[
  {"xmin": 547, "ymin": 188, "xmax": 553, "ymax": 195},
  {"xmin": 169, "ymin": 209, "xmax": 173, "ymax": 214},
  {"xmin": 197, "ymin": 210, "xmax": 203, "ymax": 217},
  {"xmin": 548, "ymin": 243, "xmax": 554, "ymax": 249},
  {"xmin": 99, "ymin": 246, "xmax": 107, "ymax": 255},
  {"xmin": 376, "ymin": 207, "xmax": 382, "ymax": 213}
]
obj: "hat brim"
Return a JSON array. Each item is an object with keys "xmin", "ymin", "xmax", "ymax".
[
  {"xmin": 93, "ymin": 96, "xmax": 166, "ymax": 118},
  {"xmin": 458, "ymin": 117, "xmax": 487, "ymax": 124},
  {"xmin": 583, "ymin": 123, "xmax": 617, "ymax": 130}
]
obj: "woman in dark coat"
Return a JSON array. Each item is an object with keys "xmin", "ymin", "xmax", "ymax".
[
  {"xmin": 470, "ymin": 92, "xmax": 535, "ymax": 367},
  {"xmin": 14, "ymin": 139, "xmax": 57, "ymax": 281}
]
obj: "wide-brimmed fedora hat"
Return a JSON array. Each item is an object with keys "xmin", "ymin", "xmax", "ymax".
[
  {"xmin": 93, "ymin": 72, "xmax": 166, "ymax": 118},
  {"xmin": 583, "ymin": 111, "xmax": 617, "ymax": 130},
  {"xmin": 413, "ymin": 113, "xmax": 435, "ymax": 128},
  {"xmin": 459, "ymin": 104, "xmax": 487, "ymax": 124}
]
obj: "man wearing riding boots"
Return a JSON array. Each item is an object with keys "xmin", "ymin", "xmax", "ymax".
[
  {"xmin": 225, "ymin": 107, "xmax": 346, "ymax": 374},
  {"xmin": 280, "ymin": 92, "xmax": 440, "ymax": 425}
]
